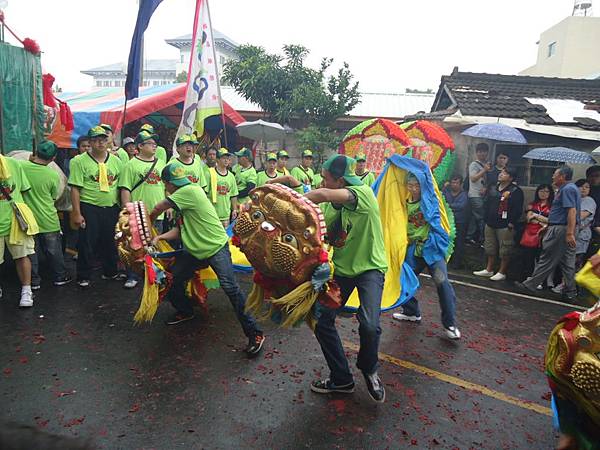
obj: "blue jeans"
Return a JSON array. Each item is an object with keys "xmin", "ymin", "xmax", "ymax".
[
  {"xmin": 314, "ymin": 270, "xmax": 384, "ymax": 386},
  {"xmin": 30, "ymin": 232, "xmax": 68, "ymax": 285},
  {"xmin": 402, "ymin": 257, "xmax": 457, "ymax": 329},
  {"xmin": 168, "ymin": 244, "xmax": 261, "ymax": 338}
]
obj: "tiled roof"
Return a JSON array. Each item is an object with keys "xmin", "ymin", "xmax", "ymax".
[
  {"xmin": 430, "ymin": 69, "xmax": 600, "ymax": 130},
  {"xmin": 165, "ymin": 30, "xmax": 238, "ymax": 47},
  {"xmin": 81, "ymin": 59, "xmax": 177, "ymax": 74}
]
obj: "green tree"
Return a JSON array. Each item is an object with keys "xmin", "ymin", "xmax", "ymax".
[
  {"xmin": 295, "ymin": 124, "xmax": 342, "ymax": 169},
  {"xmin": 175, "ymin": 71, "xmax": 188, "ymax": 83}
]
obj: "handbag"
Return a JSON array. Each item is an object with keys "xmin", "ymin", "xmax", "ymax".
[{"xmin": 520, "ymin": 225, "xmax": 541, "ymax": 248}]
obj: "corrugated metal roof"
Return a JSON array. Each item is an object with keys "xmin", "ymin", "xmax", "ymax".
[
  {"xmin": 166, "ymin": 29, "xmax": 238, "ymax": 47},
  {"xmin": 82, "ymin": 59, "xmax": 176, "ymax": 74}
]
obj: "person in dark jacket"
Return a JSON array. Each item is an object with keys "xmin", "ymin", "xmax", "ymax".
[
  {"xmin": 443, "ymin": 174, "xmax": 469, "ymax": 268},
  {"xmin": 473, "ymin": 167, "xmax": 524, "ymax": 281}
]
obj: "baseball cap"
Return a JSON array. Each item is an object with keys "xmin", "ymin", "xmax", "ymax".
[
  {"xmin": 176, "ymin": 134, "xmax": 196, "ymax": 147},
  {"xmin": 37, "ymin": 140, "xmax": 58, "ymax": 160},
  {"xmin": 122, "ymin": 137, "xmax": 135, "ymax": 146},
  {"xmin": 277, "ymin": 150, "xmax": 289, "ymax": 159},
  {"xmin": 355, "ymin": 152, "xmax": 367, "ymax": 162},
  {"xmin": 134, "ymin": 130, "xmax": 158, "ymax": 145},
  {"xmin": 140, "ymin": 124, "xmax": 155, "ymax": 134},
  {"xmin": 322, "ymin": 154, "xmax": 363, "ymax": 186},
  {"xmin": 217, "ymin": 147, "xmax": 233, "ymax": 158},
  {"xmin": 266, "ymin": 152, "xmax": 277, "ymax": 161},
  {"xmin": 99, "ymin": 123, "xmax": 113, "ymax": 133},
  {"xmin": 88, "ymin": 126, "xmax": 108, "ymax": 138},
  {"xmin": 161, "ymin": 161, "xmax": 191, "ymax": 187},
  {"xmin": 302, "ymin": 149, "xmax": 313, "ymax": 158},
  {"xmin": 234, "ymin": 147, "xmax": 252, "ymax": 158}
]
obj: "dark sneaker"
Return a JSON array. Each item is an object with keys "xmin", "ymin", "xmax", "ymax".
[
  {"xmin": 245, "ymin": 333, "xmax": 265, "ymax": 357},
  {"xmin": 165, "ymin": 313, "xmax": 194, "ymax": 326},
  {"xmin": 310, "ymin": 379, "xmax": 355, "ymax": 394},
  {"xmin": 77, "ymin": 279, "xmax": 90, "ymax": 288},
  {"xmin": 53, "ymin": 275, "xmax": 73, "ymax": 286},
  {"xmin": 514, "ymin": 281, "xmax": 536, "ymax": 295},
  {"xmin": 102, "ymin": 273, "xmax": 127, "ymax": 281},
  {"xmin": 362, "ymin": 371, "xmax": 385, "ymax": 403}
]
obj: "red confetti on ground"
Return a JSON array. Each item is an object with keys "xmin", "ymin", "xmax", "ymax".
[
  {"xmin": 3, "ymin": 367, "xmax": 12, "ymax": 375},
  {"xmin": 33, "ymin": 334, "xmax": 46, "ymax": 344},
  {"xmin": 35, "ymin": 418, "xmax": 49, "ymax": 428},
  {"xmin": 19, "ymin": 356, "xmax": 28, "ymax": 364},
  {"xmin": 328, "ymin": 399, "xmax": 346, "ymax": 414},
  {"xmin": 129, "ymin": 404, "xmax": 140, "ymax": 413},
  {"xmin": 541, "ymin": 392, "xmax": 552, "ymax": 401},
  {"xmin": 63, "ymin": 417, "xmax": 85, "ymax": 427}
]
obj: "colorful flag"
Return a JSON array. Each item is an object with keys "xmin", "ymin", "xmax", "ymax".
[
  {"xmin": 176, "ymin": 0, "xmax": 222, "ymax": 140},
  {"xmin": 125, "ymin": 0, "xmax": 164, "ymax": 100}
]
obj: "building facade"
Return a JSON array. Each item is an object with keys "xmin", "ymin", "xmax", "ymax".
[{"xmin": 80, "ymin": 30, "xmax": 238, "ymax": 88}]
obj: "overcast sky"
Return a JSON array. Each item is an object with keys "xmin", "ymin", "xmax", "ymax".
[{"xmin": 2, "ymin": 0, "xmax": 583, "ymax": 93}]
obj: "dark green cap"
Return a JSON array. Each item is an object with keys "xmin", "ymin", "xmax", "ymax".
[
  {"xmin": 277, "ymin": 150, "xmax": 289, "ymax": 159},
  {"xmin": 135, "ymin": 130, "xmax": 158, "ymax": 145},
  {"xmin": 161, "ymin": 161, "xmax": 191, "ymax": 187},
  {"xmin": 176, "ymin": 134, "xmax": 196, "ymax": 147},
  {"xmin": 37, "ymin": 140, "xmax": 58, "ymax": 160},
  {"xmin": 217, "ymin": 147, "xmax": 233, "ymax": 158},
  {"xmin": 99, "ymin": 123, "xmax": 113, "ymax": 133},
  {"xmin": 234, "ymin": 147, "xmax": 252, "ymax": 158},
  {"xmin": 88, "ymin": 126, "xmax": 108, "ymax": 138},
  {"xmin": 322, "ymin": 154, "xmax": 362, "ymax": 186}
]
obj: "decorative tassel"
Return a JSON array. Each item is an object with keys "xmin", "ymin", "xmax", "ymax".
[
  {"xmin": 244, "ymin": 282, "xmax": 265, "ymax": 317},
  {"xmin": 98, "ymin": 163, "xmax": 109, "ymax": 192},
  {"xmin": 270, "ymin": 281, "xmax": 319, "ymax": 328},
  {"xmin": 134, "ymin": 258, "xmax": 160, "ymax": 323}
]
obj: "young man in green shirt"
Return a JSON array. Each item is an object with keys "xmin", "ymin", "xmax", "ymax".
[
  {"xmin": 22, "ymin": 141, "xmax": 71, "ymax": 290},
  {"xmin": 100, "ymin": 123, "xmax": 129, "ymax": 165},
  {"xmin": 233, "ymin": 147, "xmax": 257, "ymax": 203},
  {"xmin": 69, "ymin": 126, "xmax": 123, "ymax": 288},
  {"xmin": 119, "ymin": 130, "xmax": 166, "ymax": 288},
  {"xmin": 290, "ymin": 150, "xmax": 315, "ymax": 192},
  {"xmin": 201, "ymin": 147, "xmax": 217, "ymax": 188},
  {"xmin": 256, "ymin": 152, "xmax": 278, "ymax": 186},
  {"xmin": 392, "ymin": 174, "xmax": 461, "ymax": 340},
  {"xmin": 206, "ymin": 148, "xmax": 238, "ymax": 227},
  {"xmin": 149, "ymin": 161, "xmax": 265, "ymax": 356},
  {"xmin": 0, "ymin": 154, "xmax": 34, "ymax": 307},
  {"xmin": 140, "ymin": 124, "xmax": 168, "ymax": 164},
  {"xmin": 354, "ymin": 152, "xmax": 376, "ymax": 187},
  {"xmin": 276, "ymin": 150, "xmax": 290, "ymax": 176},
  {"xmin": 170, "ymin": 135, "xmax": 207, "ymax": 189},
  {"xmin": 273, "ymin": 154, "xmax": 388, "ymax": 403}
]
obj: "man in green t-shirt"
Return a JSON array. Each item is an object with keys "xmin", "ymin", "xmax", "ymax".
[
  {"xmin": 290, "ymin": 149, "xmax": 315, "ymax": 192},
  {"xmin": 140, "ymin": 124, "xmax": 168, "ymax": 164},
  {"xmin": 100, "ymin": 123, "xmax": 129, "ymax": 165},
  {"xmin": 119, "ymin": 130, "xmax": 166, "ymax": 288},
  {"xmin": 201, "ymin": 147, "xmax": 217, "ymax": 188},
  {"xmin": 354, "ymin": 152, "xmax": 376, "ymax": 188},
  {"xmin": 170, "ymin": 135, "xmax": 207, "ymax": 189},
  {"xmin": 233, "ymin": 148, "xmax": 257, "ymax": 203},
  {"xmin": 0, "ymin": 154, "xmax": 35, "ymax": 307},
  {"xmin": 256, "ymin": 152, "xmax": 278, "ymax": 186},
  {"xmin": 22, "ymin": 141, "xmax": 71, "ymax": 291},
  {"xmin": 392, "ymin": 174, "xmax": 461, "ymax": 340},
  {"xmin": 276, "ymin": 150, "xmax": 290, "ymax": 176},
  {"xmin": 206, "ymin": 148, "xmax": 238, "ymax": 227},
  {"xmin": 273, "ymin": 154, "xmax": 388, "ymax": 403},
  {"xmin": 149, "ymin": 161, "xmax": 265, "ymax": 356},
  {"xmin": 69, "ymin": 126, "xmax": 123, "ymax": 288}
]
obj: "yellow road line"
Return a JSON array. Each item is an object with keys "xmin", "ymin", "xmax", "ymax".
[{"xmin": 343, "ymin": 341, "xmax": 552, "ymax": 416}]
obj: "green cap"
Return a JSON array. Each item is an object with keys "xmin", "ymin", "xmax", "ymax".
[
  {"xmin": 135, "ymin": 130, "xmax": 158, "ymax": 145},
  {"xmin": 176, "ymin": 134, "xmax": 196, "ymax": 147},
  {"xmin": 140, "ymin": 124, "xmax": 155, "ymax": 134},
  {"xmin": 161, "ymin": 161, "xmax": 191, "ymax": 187},
  {"xmin": 99, "ymin": 123, "xmax": 113, "ymax": 133},
  {"xmin": 322, "ymin": 154, "xmax": 362, "ymax": 186},
  {"xmin": 355, "ymin": 152, "xmax": 367, "ymax": 162},
  {"xmin": 37, "ymin": 140, "xmax": 58, "ymax": 160},
  {"xmin": 234, "ymin": 147, "xmax": 252, "ymax": 158},
  {"xmin": 217, "ymin": 147, "xmax": 233, "ymax": 158},
  {"xmin": 277, "ymin": 150, "xmax": 289, "ymax": 159},
  {"xmin": 266, "ymin": 152, "xmax": 277, "ymax": 161},
  {"xmin": 88, "ymin": 126, "xmax": 108, "ymax": 138},
  {"xmin": 302, "ymin": 149, "xmax": 313, "ymax": 158}
]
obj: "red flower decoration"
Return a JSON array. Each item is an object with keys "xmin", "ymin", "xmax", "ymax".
[{"xmin": 23, "ymin": 38, "xmax": 41, "ymax": 55}]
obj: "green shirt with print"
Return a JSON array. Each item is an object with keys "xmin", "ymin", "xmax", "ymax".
[
  {"xmin": 118, "ymin": 157, "xmax": 166, "ymax": 219},
  {"xmin": 169, "ymin": 156, "xmax": 207, "ymax": 189},
  {"xmin": 115, "ymin": 148, "xmax": 130, "ymax": 165},
  {"xmin": 407, "ymin": 200, "xmax": 430, "ymax": 257},
  {"xmin": 256, "ymin": 170, "xmax": 277, "ymax": 187},
  {"xmin": 156, "ymin": 146, "xmax": 167, "ymax": 164},
  {"xmin": 235, "ymin": 166, "xmax": 257, "ymax": 203},
  {"xmin": 68, "ymin": 152, "xmax": 122, "ymax": 207},
  {"xmin": 168, "ymin": 184, "xmax": 228, "ymax": 260},
  {"xmin": 21, "ymin": 160, "xmax": 60, "ymax": 233},
  {"xmin": 206, "ymin": 168, "xmax": 238, "ymax": 221},
  {"xmin": 324, "ymin": 183, "xmax": 387, "ymax": 277},
  {"xmin": 0, "ymin": 157, "xmax": 31, "ymax": 237},
  {"xmin": 312, "ymin": 173, "xmax": 323, "ymax": 189},
  {"xmin": 291, "ymin": 166, "xmax": 314, "ymax": 187},
  {"xmin": 357, "ymin": 171, "xmax": 376, "ymax": 188}
]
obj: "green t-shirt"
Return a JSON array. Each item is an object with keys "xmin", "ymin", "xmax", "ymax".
[
  {"xmin": 235, "ymin": 166, "xmax": 257, "ymax": 203},
  {"xmin": 169, "ymin": 156, "xmax": 207, "ymax": 189},
  {"xmin": 407, "ymin": 200, "xmax": 430, "ymax": 257},
  {"xmin": 68, "ymin": 152, "xmax": 122, "ymax": 207},
  {"xmin": 0, "ymin": 157, "xmax": 31, "ymax": 236},
  {"xmin": 114, "ymin": 148, "xmax": 130, "ymax": 165},
  {"xmin": 118, "ymin": 157, "xmax": 166, "ymax": 218},
  {"xmin": 312, "ymin": 173, "xmax": 323, "ymax": 189},
  {"xmin": 357, "ymin": 171, "xmax": 376, "ymax": 188},
  {"xmin": 21, "ymin": 160, "xmax": 60, "ymax": 233},
  {"xmin": 156, "ymin": 146, "xmax": 167, "ymax": 164},
  {"xmin": 201, "ymin": 163, "xmax": 212, "ymax": 190},
  {"xmin": 256, "ymin": 169, "xmax": 278, "ymax": 187},
  {"xmin": 325, "ymin": 183, "xmax": 387, "ymax": 277},
  {"xmin": 207, "ymin": 168, "xmax": 238, "ymax": 221},
  {"xmin": 291, "ymin": 166, "xmax": 315, "ymax": 187},
  {"xmin": 168, "ymin": 184, "xmax": 228, "ymax": 260}
]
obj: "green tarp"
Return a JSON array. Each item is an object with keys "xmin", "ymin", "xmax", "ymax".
[{"xmin": 0, "ymin": 42, "xmax": 44, "ymax": 153}]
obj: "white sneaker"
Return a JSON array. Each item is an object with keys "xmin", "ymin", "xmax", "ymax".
[
  {"xmin": 490, "ymin": 272, "xmax": 506, "ymax": 281},
  {"xmin": 392, "ymin": 312, "xmax": 422, "ymax": 322},
  {"xmin": 473, "ymin": 269, "xmax": 494, "ymax": 277},
  {"xmin": 444, "ymin": 326, "xmax": 461, "ymax": 340},
  {"xmin": 536, "ymin": 284, "xmax": 543, "ymax": 291},
  {"xmin": 19, "ymin": 291, "xmax": 33, "ymax": 308},
  {"xmin": 123, "ymin": 279, "xmax": 138, "ymax": 289},
  {"xmin": 552, "ymin": 284, "xmax": 564, "ymax": 294}
]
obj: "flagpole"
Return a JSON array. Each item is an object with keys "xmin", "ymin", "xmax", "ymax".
[{"xmin": 205, "ymin": 0, "xmax": 228, "ymax": 150}]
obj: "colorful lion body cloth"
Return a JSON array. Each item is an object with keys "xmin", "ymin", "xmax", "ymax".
[{"xmin": 233, "ymin": 184, "xmax": 338, "ymax": 328}]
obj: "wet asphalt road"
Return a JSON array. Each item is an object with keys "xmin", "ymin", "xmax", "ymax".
[{"xmin": 0, "ymin": 265, "xmax": 570, "ymax": 449}]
